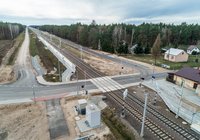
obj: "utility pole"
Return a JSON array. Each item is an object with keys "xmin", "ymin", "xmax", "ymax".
[
  {"xmin": 121, "ymin": 89, "xmax": 128, "ymax": 118},
  {"xmin": 80, "ymin": 45, "xmax": 83, "ymax": 60},
  {"xmin": 124, "ymin": 27, "xmax": 127, "ymax": 42},
  {"xmin": 76, "ymin": 70, "xmax": 79, "ymax": 95},
  {"xmin": 84, "ymin": 71, "xmax": 87, "ymax": 94},
  {"xmin": 140, "ymin": 77, "xmax": 145, "ymax": 87},
  {"xmin": 98, "ymin": 39, "xmax": 101, "ymax": 50},
  {"xmin": 152, "ymin": 64, "xmax": 155, "ymax": 83},
  {"xmin": 58, "ymin": 38, "xmax": 61, "ymax": 82},
  {"xmin": 9, "ymin": 24, "xmax": 13, "ymax": 39},
  {"xmin": 32, "ymin": 85, "xmax": 36, "ymax": 103},
  {"xmin": 175, "ymin": 80, "xmax": 184, "ymax": 118},
  {"xmin": 191, "ymin": 112, "xmax": 200, "ymax": 124},
  {"xmin": 50, "ymin": 33, "xmax": 52, "ymax": 41},
  {"xmin": 140, "ymin": 93, "xmax": 148, "ymax": 137},
  {"xmin": 31, "ymin": 78, "xmax": 36, "ymax": 104},
  {"xmin": 130, "ymin": 28, "xmax": 134, "ymax": 47},
  {"xmin": 120, "ymin": 59, "xmax": 124, "ymax": 75}
]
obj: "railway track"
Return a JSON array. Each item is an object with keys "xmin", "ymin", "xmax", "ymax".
[
  {"xmin": 39, "ymin": 32, "xmax": 199, "ymax": 139},
  {"xmin": 127, "ymin": 93, "xmax": 200, "ymax": 140},
  {"xmin": 107, "ymin": 90, "xmax": 173, "ymax": 140}
]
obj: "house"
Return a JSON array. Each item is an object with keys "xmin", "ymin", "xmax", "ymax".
[
  {"xmin": 170, "ymin": 67, "xmax": 200, "ymax": 95},
  {"xmin": 187, "ymin": 45, "xmax": 200, "ymax": 54},
  {"xmin": 164, "ymin": 48, "xmax": 188, "ymax": 62},
  {"xmin": 129, "ymin": 44, "xmax": 138, "ymax": 54}
]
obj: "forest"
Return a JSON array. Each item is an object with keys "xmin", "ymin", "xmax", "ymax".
[
  {"xmin": 34, "ymin": 22, "xmax": 200, "ymax": 54},
  {"xmin": 0, "ymin": 22, "xmax": 24, "ymax": 40}
]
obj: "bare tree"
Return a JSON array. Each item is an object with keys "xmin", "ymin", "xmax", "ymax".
[{"xmin": 151, "ymin": 33, "xmax": 161, "ymax": 65}]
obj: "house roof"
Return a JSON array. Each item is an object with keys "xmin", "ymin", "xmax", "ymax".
[
  {"xmin": 165, "ymin": 48, "xmax": 185, "ymax": 56},
  {"xmin": 174, "ymin": 67, "xmax": 200, "ymax": 84},
  {"xmin": 187, "ymin": 45, "xmax": 198, "ymax": 51}
]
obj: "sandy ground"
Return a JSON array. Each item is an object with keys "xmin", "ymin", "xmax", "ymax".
[
  {"xmin": 0, "ymin": 102, "xmax": 50, "ymax": 140},
  {"xmin": 60, "ymin": 96, "xmax": 113, "ymax": 140},
  {"xmin": 84, "ymin": 54, "xmax": 138, "ymax": 76},
  {"xmin": 93, "ymin": 50, "xmax": 170, "ymax": 73},
  {"xmin": 0, "ymin": 42, "xmax": 16, "ymax": 83},
  {"xmin": 16, "ymin": 29, "xmax": 30, "ymax": 67},
  {"xmin": 0, "ymin": 66, "xmax": 14, "ymax": 83},
  {"xmin": 0, "ymin": 31, "xmax": 26, "ymax": 84}
]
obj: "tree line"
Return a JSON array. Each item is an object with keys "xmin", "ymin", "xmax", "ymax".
[
  {"xmin": 0, "ymin": 22, "xmax": 25, "ymax": 40},
  {"xmin": 34, "ymin": 22, "xmax": 200, "ymax": 54}
]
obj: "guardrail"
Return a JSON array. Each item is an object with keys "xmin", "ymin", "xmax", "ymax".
[{"xmin": 37, "ymin": 36, "xmax": 76, "ymax": 81}]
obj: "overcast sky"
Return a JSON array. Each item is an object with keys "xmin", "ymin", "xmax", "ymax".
[{"xmin": 0, "ymin": 0, "xmax": 200, "ymax": 25}]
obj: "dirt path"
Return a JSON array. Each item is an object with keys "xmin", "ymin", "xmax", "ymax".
[
  {"xmin": 93, "ymin": 50, "xmax": 171, "ymax": 73},
  {"xmin": 16, "ymin": 28, "xmax": 30, "ymax": 67},
  {"xmin": 0, "ymin": 102, "xmax": 50, "ymax": 140},
  {"xmin": 46, "ymin": 99, "xmax": 69, "ymax": 140},
  {"xmin": 84, "ymin": 55, "xmax": 137, "ymax": 76}
]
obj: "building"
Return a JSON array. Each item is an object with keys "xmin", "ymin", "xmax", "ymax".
[
  {"xmin": 86, "ymin": 103, "xmax": 101, "ymax": 128},
  {"xmin": 78, "ymin": 99, "xmax": 87, "ymax": 115},
  {"xmin": 164, "ymin": 48, "xmax": 188, "ymax": 62},
  {"xmin": 187, "ymin": 45, "xmax": 200, "ymax": 55},
  {"xmin": 129, "ymin": 44, "xmax": 138, "ymax": 54},
  {"xmin": 172, "ymin": 67, "xmax": 200, "ymax": 95}
]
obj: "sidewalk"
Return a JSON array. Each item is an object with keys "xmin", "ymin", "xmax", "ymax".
[
  {"xmin": 144, "ymin": 79, "xmax": 200, "ymax": 125},
  {"xmin": 36, "ymin": 73, "xmax": 140, "ymax": 86}
]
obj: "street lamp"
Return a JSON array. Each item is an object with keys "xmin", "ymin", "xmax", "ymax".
[
  {"xmin": 56, "ymin": 38, "xmax": 62, "ymax": 82},
  {"xmin": 76, "ymin": 70, "xmax": 79, "ymax": 95},
  {"xmin": 84, "ymin": 71, "xmax": 87, "ymax": 94},
  {"xmin": 140, "ymin": 77, "xmax": 145, "ymax": 87},
  {"xmin": 80, "ymin": 45, "xmax": 83, "ymax": 60},
  {"xmin": 32, "ymin": 84, "xmax": 36, "ymax": 103},
  {"xmin": 140, "ymin": 93, "xmax": 149, "ymax": 137},
  {"xmin": 121, "ymin": 89, "xmax": 128, "ymax": 118},
  {"xmin": 152, "ymin": 63, "xmax": 155, "ymax": 83},
  {"xmin": 191, "ymin": 112, "xmax": 200, "ymax": 124},
  {"xmin": 174, "ymin": 80, "xmax": 185, "ymax": 119}
]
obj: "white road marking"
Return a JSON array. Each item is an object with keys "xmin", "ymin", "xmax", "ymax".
[{"xmin": 90, "ymin": 76, "xmax": 125, "ymax": 93}]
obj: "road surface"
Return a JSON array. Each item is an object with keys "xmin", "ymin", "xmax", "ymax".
[{"xmin": 0, "ymin": 28, "xmax": 167, "ymax": 103}]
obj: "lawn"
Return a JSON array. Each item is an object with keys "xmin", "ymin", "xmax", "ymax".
[{"xmin": 124, "ymin": 54, "xmax": 200, "ymax": 70}]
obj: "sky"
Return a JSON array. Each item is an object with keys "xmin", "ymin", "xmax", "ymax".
[{"xmin": 0, "ymin": 0, "xmax": 200, "ymax": 25}]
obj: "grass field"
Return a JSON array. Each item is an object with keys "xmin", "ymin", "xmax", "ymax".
[
  {"xmin": 29, "ymin": 31, "xmax": 65, "ymax": 82},
  {"xmin": 0, "ymin": 32, "xmax": 25, "ymax": 65},
  {"xmin": 124, "ymin": 54, "xmax": 200, "ymax": 70},
  {"xmin": 0, "ymin": 40, "xmax": 13, "ymax": 64},
  {"xmin": 102, "ymin": 108, "xmax": 135, "ymax": 140}
]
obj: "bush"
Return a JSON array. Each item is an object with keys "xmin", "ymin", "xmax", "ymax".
[{"xmin": 102, "ymin": 108, "xmax": 135, "ymax": 140}]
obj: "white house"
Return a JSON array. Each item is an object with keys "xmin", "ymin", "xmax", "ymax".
[
  {"xmin": 164, "ymin": 48, "xmax": 188, "ymax": 62},
  {"xmin": 129, "ymin": 44, "xmax": 138, "ymax": 54},
  {"xmin": 187, "ymin": 45, "xmax": 200, "ymax": 54}
]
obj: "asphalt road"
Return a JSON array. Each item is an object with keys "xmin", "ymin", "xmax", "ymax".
[{"xmin": 0, "ymin": 28, "xmax": 167, "ymax": 103}]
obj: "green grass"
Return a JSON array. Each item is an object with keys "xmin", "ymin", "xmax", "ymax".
[
  {"xmin": 8, "ymin": 32, "xmax": 25, "ymax": 65},
  {"xmin": 29, "ymin": 32, "xmax": 38, "ymax": 57},
  {"xmin": 29, "ymin": 31, "xmax": 65, "ymax": 82},
  {"xmin": 43, "ymin": 74, "xmax": 60, "ymax": 82},
  {"xmin": 102, "ymin": 108, "xmax": 135, "ymax": 140},
  {"xmin": 124, "ymin": 54, "xmax": 200, "ymax": 70}
]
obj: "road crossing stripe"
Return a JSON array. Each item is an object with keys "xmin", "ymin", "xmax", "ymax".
[{"xmin": 90, "ymin": 76, "xmax": 125, "ymax": 93}]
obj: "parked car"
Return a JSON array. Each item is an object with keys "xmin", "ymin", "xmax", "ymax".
[{"xmin": 161, "ymin": 64, "xmax": 170, "ymax": 69}]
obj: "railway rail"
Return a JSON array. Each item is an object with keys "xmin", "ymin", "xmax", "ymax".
[{"xmin": 38, "ymin": 31, "xmax": 199, "ymax": 140}]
